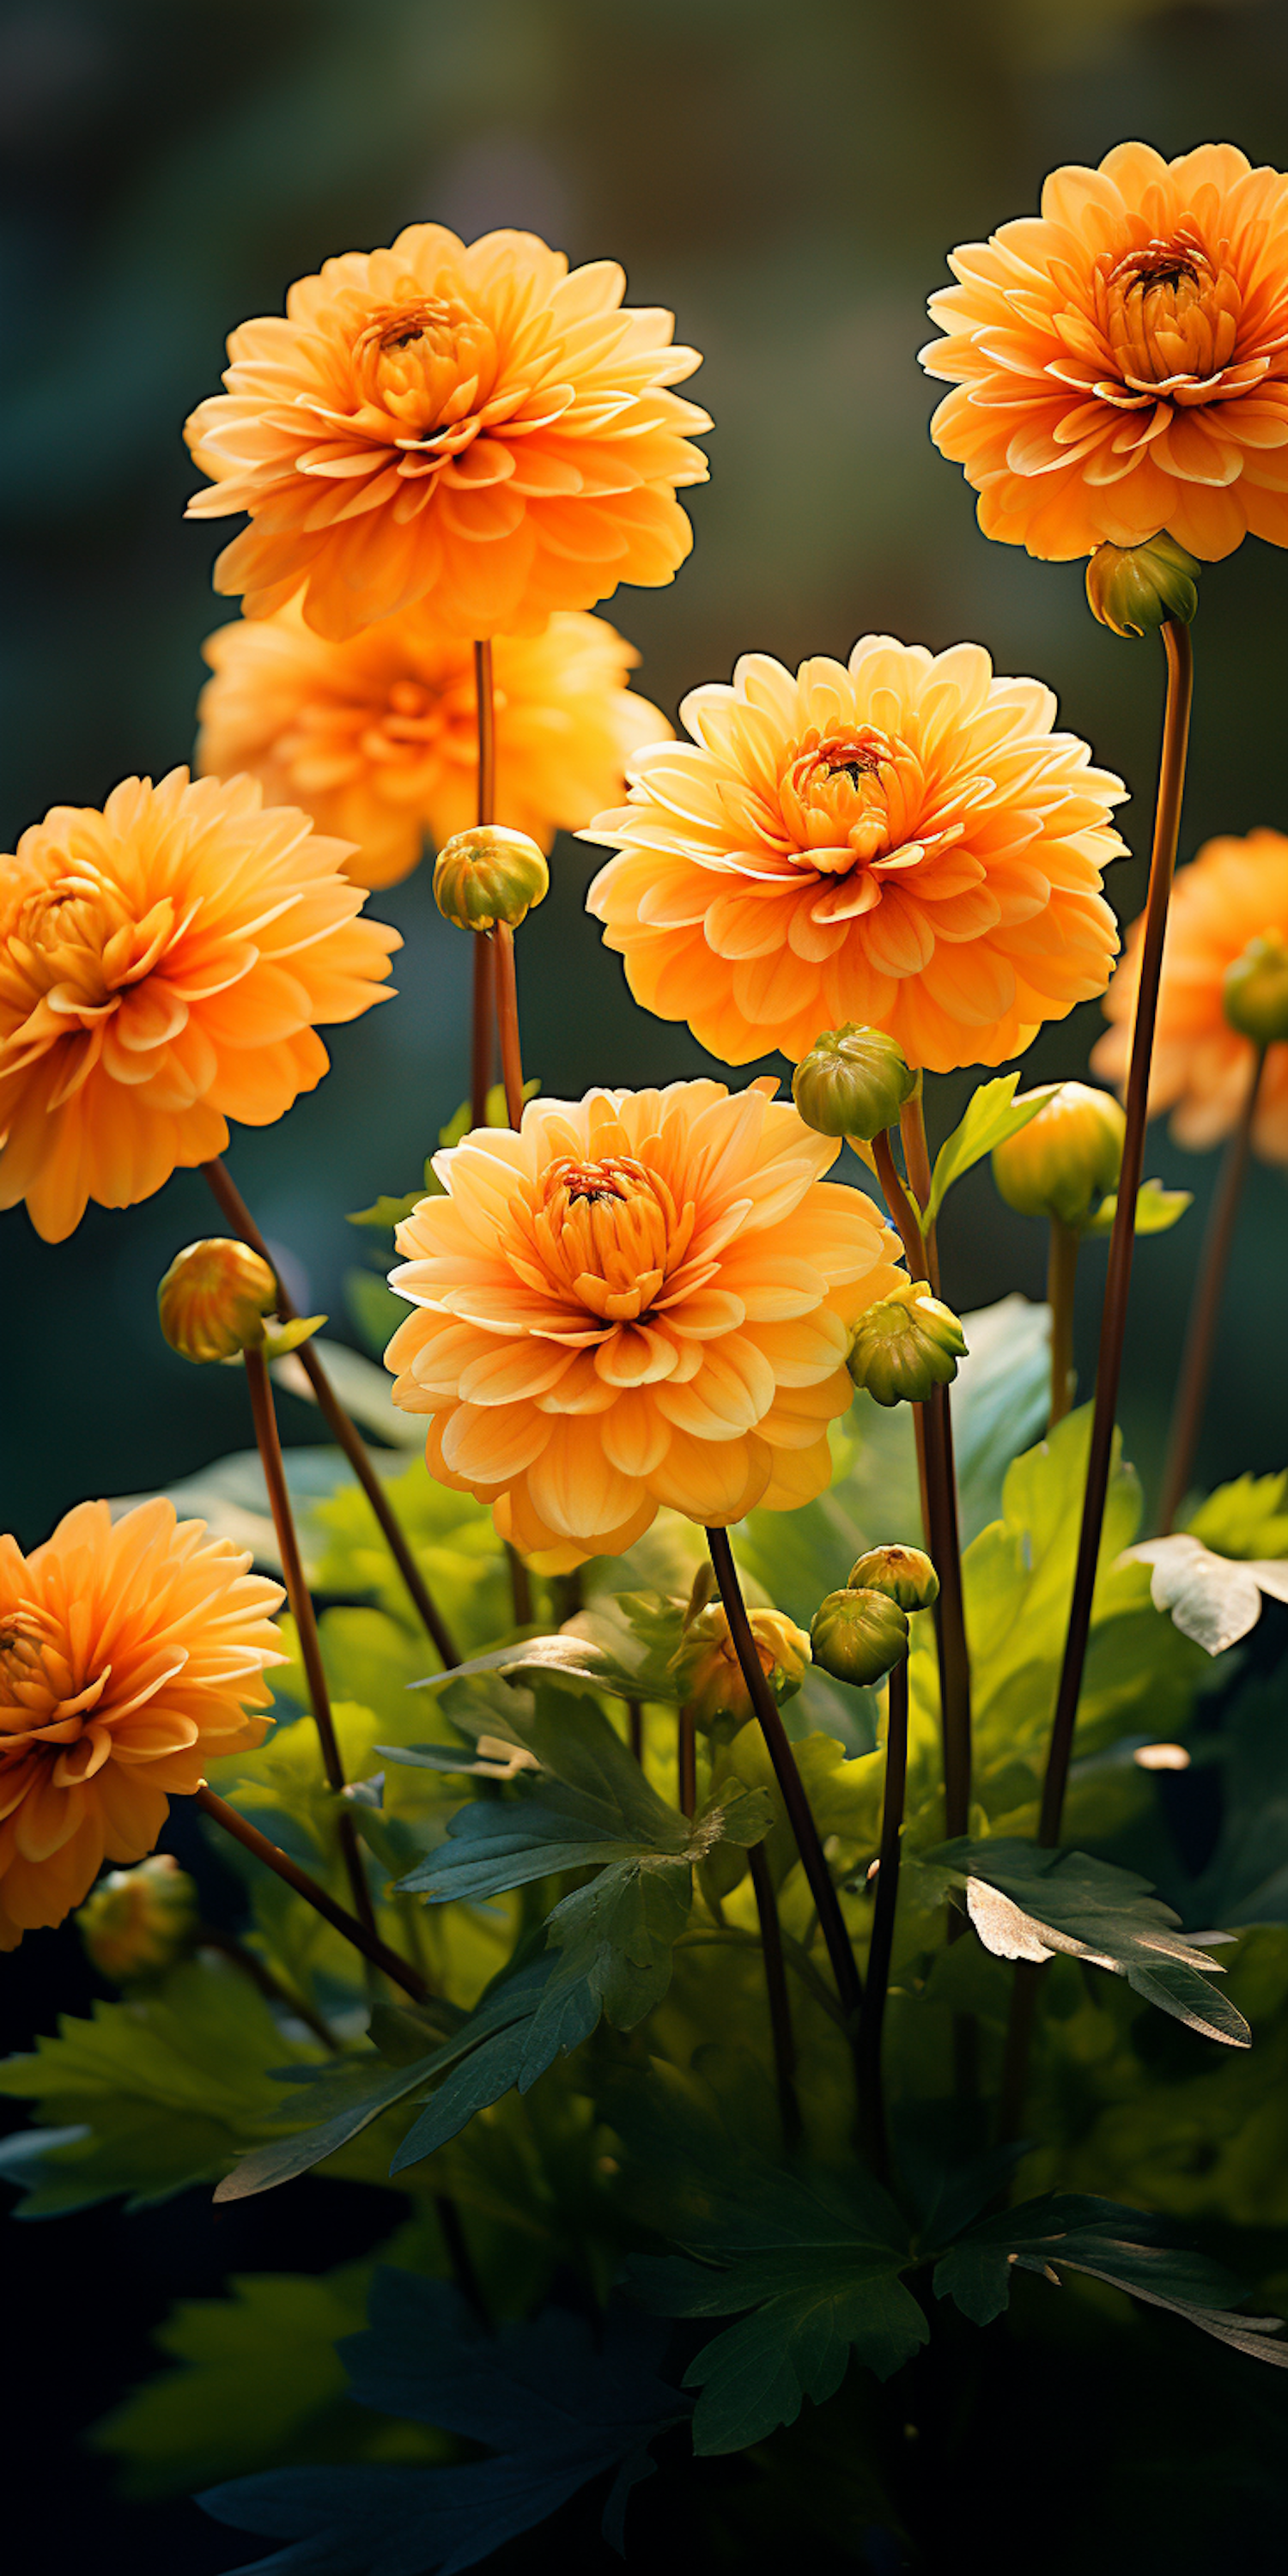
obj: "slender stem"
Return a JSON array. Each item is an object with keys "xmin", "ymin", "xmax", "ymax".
[
  {"xmin": 748, "ymin": 1841, "xmax": 802, "ymax": 2146},
  {"xmin": 493, "ymin": 924, "xmax": 526, "ymax": 1130},
  {"xmin": 1159, "ymin": 1046, "xmax": 1266, "ymax": 1534},
  {"xmin": 899, "ymin": 1091, "xmax": 939, "ymax": 1293},
  {"xmin": 197, "ymin": 1923, "xmax": 338, "ymax": 2050},
  {"xmin": 998, "ymin": 1957, "xmax": 1042, "ymax": 2145},
  {"xmin": 677, "ymin": 1702, "xmax": 697, "ymax": 1820},
  {"xmin": 872, "ymin": 1130, "xmax": 928, "ymax": 1276},
  {"xmin": 202, "ymin": 1160, "xmax": 460, "ymax": 1670},
  {"xmin": 627, "ymin": 1698, "xmax": 644, "ymax": 1764},
  {"xmin": 911, "ymin": 1405, "xmax": 933, "ymax": 1556},
  {"xmin": 243, "ymin": 1347, "xmax": 378, "ymax": 1943},
  {"xmin": 857, "ymin": 1656, "xmax": 909, "ymax": 2182},
  {"xmin": 706, "ymin": 1528, "xmax": 864, "ymax": 2033},
  {"xmin": 196, "ymin": 1785, "xmax": 429, "ymax": 2001},
  {"xmin": 1047, "ymin": 1218, "xmax": 1081, "ymax": 1430},
  {"xmin": 505, "ymin": 1543, "xmax": 533, "ymax": 1628},
  {"xmin": 471, "ymin": 639, "xmax": 497, "ymax": 1127},
  {"xmin": 1038, "ymin": 619, "xmax": 1193, "ymax": 1850}
]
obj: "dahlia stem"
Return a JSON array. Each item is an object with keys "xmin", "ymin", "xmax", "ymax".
[
  {"xmin": 899, "ymin": 1086, "xmax": 938, "ymax": 1288},
  {"xmin": 202, "ymin": 1158, "xmax": 460, "ymax": 1670},
  {"xmin": 1047, "ymin": 1217, "xmax": 1080, "ymax": 1429},
  {"xmin": 706, "ymin": 1527, "xmax": 864, "ymax": 2042},
  {"xmin": 627, "ymin": 1698, "xmax": 644, "ymax": 1764},
  {"xmin": 506, "ymin": 1543, "xmax": 533, "ymax": 1628},
  {"xmin": 197, "ymin": 1923, "xmax": 338, "ymax": 2051},
  {"xmin": 1037, "ymin": 618, "xmax": 1193, "ymax": 1848},
  {"xmin": 493, "ymin": 923, "xmax": 526, "ymax": 1130},
  {"xmin": 471, "ymin": 640, "xmax": 497, "ymax": 1127},
  {"xmin": 677, "ymin": 1701, "xmax": 698, "ymax": 1820},
  {"xmin": 242, "ymin": 1346, "xmax": 378, "ymax": 1944},
  {"xmin": 196, "ymin": 1785, "xmax": 429, "ymax": 2002},
  {"xmin": 857, "ymin": 1654, "xmax": 908, "ymax": 2184},
  {"xmin": 1158, "ymin": 1044, "xmax": 1266, "ymax": 1534},
  {"xmin": 748, "ymin": 1839, "xmax": 802, "ymax": 2146},
  {"xmin": 872, "ymin": 1127, "xmax": 972, "ymax": 1841}
]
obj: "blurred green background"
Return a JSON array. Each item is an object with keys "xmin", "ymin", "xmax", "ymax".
[{"xmin": 3, "ymin": 0, "xmax": 1287, "ymax": 1550}]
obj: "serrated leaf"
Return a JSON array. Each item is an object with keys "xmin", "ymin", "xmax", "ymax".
[
  {"xmin": 406, "ymin": 1588, "xmax": 689, "ymax": 1709},
  {"xmin": 1083, "ymin": 1177, "xmax": 1192, "ymax": 1236},
  {"xmin": 1122, "ymin": 1534, "xmax": 1288, "ymax": 1656},
  {"xmin": 933, "ymin": 2193, "xmax": 1288, "ymax": 2365},
  {"xmin": 924, "ymin": 1837, "xmax": 1251, "ymax": 2046},
  {"xmin": 926, "ymin": 1075, "xmax": 1059, "ymax": 1225}
]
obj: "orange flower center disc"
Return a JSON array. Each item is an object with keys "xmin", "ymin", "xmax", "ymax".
[
  {"xmin": 10, "ymin": 873, "xmax": 176, "ymax": 1022},
  {"xmin": 350, "ymin": 292, "xmax": 501, "ymax": 442},
  {"xmin": 519, "ymin": 1153, "xmax": 698, "ymax": 1323},
  {"xmin": 779, "ymin": 726, "xmax": 922, "ymax": 876},
  {"xmin": 1099, "ymin": 232, "xmax": 1241, "ymax": 390}
]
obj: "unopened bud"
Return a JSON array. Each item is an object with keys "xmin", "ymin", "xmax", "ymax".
[
  {"xmin": 668, "ymin": 1602, "xmax": 811, "ymax": 1740},
  {"xmin": 811, "ymin": 1588, "xmax": 908, "ymax": 1687},
  {"xmin": 1085, "ymin": 533, "xmax": 1200, "ymax": 640},
  {"xmin": 1223, "ymin": 931, "xmax": 1288, "ymax": 1048},
  {"xmin": 991, "ymin": 1083, "xmax": 1125, "ymax": 1229},
  {"xmin": 848, "ymin": 1544, "xmax": 939, "ymax": 1613},
  {"xmin": 434, "ymin": 825, "xmax": 549, "ymax": 933},
  {"xmin": 76, "ymin": 1854, "xmax": 197, "ymax": 1983},
  {"xmin": 159, "ymin": 1238, "xmax": 277, "ymax": 1363},
  {"xmin": 792, "ymin": 1024, "xmax": 917, "ymax": 1143},
  {"xmin": 847, "ymin": 1279, "xmax": 967, "ymax": 1407}
]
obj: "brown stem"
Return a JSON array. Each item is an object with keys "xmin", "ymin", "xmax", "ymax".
[
  {"xmin": 857, "ymin": 1655, "xmax": 908, "ymax": 2182},
  {"xmin": 243, "ymin": 1347, "xmax": 377, "ymax": 1943},
  {"xmin": 493, "ymin": 923, "xmax": 526, "ymax": 1132},
  {"xmin": 1037, "ymin": 620, "xmax": 1193, "ymax": 1851},
  {"xmin": 471, "ymin": 936, "xmax": 494, "ymax": 1132},
  {"xmin": 677, "ymin": 1702, "xmax": 697, "ymax": 1820},
  {"xmin": 998, "ymin": 1956, "xmax": 1042, "ymax": 2146},
  {"xmin": 202, "ymin": 1159, "xmax": 460, "ymax": 1670},
  {"xmin": 1047, "ymin": 1218, "xmax": 1080, "ymax": 1430},
  {"xmin": 197, "ymin": 1923, "xmax": 338, "ymax": 2050},
  {"xmin": 506, "ymin": 1542, "xmax": 533, "ymax": 1628},
  {"xmin": 196, "ymin": 1784, "xmax": 429, "ymax": 2002},
  {"xmin": 872, "ymin": 1129, "xmax": 928, "ymax": 1276},
  {"xmin": 748, "ymin": 1840, "xmax": 802, "ymax": 2146},
  {"xmin": 1159, "ymin": 1046, "xmax": 1266, "ymax": 1534},
  {"xmin": 899, "ymin": 1089, "xmax": 939, "ymax": 1293},
  {"xmin": 627, "ymin": 1698, "xmax": 644, "ymax": 1764},
  {"xmin": 706, "ymin": 1528, "xmax": 863, "ymax": 2037},
  {"xmin": 470, "ymin": 639, "xmax": 497, "ymax": 1127}
]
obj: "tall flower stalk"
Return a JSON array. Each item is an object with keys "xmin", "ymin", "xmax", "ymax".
[
  {"xmin": 857, "ymin": 1650, "xmax": 909, "ymax": 2183},
  {"xmin": 471, "ymin": 640, "xmax": 496, "ymax": 1125},
  {"xmin": 196, "ymin": 1785, "xmax": 428, "ymax": 2002}
]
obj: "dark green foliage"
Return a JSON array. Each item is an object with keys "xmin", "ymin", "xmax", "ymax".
[{"xmin": 933, "ymin": 2193, "xmax": 1288, "ymax": 2365}]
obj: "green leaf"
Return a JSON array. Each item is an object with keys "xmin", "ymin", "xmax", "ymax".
[
  {"xmin": 924, "ymin": 1837, "xmax": 1251, "ymax": 2046},
  {"xmin": 343, "ymin": 1268, "xmax": 407, "ymax": 1360},
  {"xmin": 925, "ymin": 1076, "xmax": 1059, "ymax": 1226},
  {"xmin": 1124, "ymin": 1534, "xmax": 1288, "ymax": 1656},
  {"xmin": 933, "ymin": 2193, "xmax": 1288, "ymax": 2365},
  {"xmin": 1083, "ymin": 1178, "xmax": 1193, "ymax": 1237},
  {"xmin": 1185, "ymin": 1470, "xmax": 1288, "ymax": 1562},
  {"xmin": 0, "ymin": 1959, "xmax": 324, "ymax": 2213},
  {"xmin": 618, "ymin": 2073, "xmax": 924, "ymax": 2451}
]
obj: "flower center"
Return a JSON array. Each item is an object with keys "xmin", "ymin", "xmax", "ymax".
[
  {"xmin": 779, "ymin": 726, "xmax": 903, "ymax": 874},
  {"xmin": 350, "ymin": 293, "xmax": 498, "ymax": 441},
  {"xmin": 9, "ymin": 870, "xmax": 176, "ymax": 1022},
  {"xmin": 0, "ymin": 1607, "xmax": 104, "ymax": 1736},
  {"xmin": 1101, "ymin": 234, "xmax": 1239, "ymax": 389},
  {"xmin": 519, "ymin": 1153, "xmax": 698, "ymax": 1324}
]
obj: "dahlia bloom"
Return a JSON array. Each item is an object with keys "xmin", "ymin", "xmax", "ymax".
[
  {"xmin": 385, "ymin": 1081, "xmax": 903, "ymax": 1566},
  {"xmin": 185, "ymin": 227, "xmax": 709, "ymax": 642},
  {"xmin": 1093, "ymin": 829, "xmax": 1288, "ymax": 1163},
  {"xmin": 0, "ymin": 1499, "xmax": 283, "ymax": 1949},
  {"xmin": 583, "ymin": 640, "xmax": 1127, "ymax": 1073},
  {"xmin": 197, "ymin": 605, "xmax": 670, "ymax": 890},
  {"xmin": 920, "ymin": 142, "xmax": 1288, "ymax": 561},
  {"xmin": 0, "ymin": 769, "xmax": 399, "ymax": 1242}
]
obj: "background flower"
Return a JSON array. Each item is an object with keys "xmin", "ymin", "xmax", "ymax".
[
  {"xmin": 0, "ymin": 768, "xmax": 400, "ymax": 1241},
  {"xmin": 583, "ymin": 639, "xmax": 1127, "ymax": 1073},
  {"xmin": 0, "ymin": 1498, "xmax": 283, "ymax": 1947},
  {"xmin": 197, "ymin": 605, "xmax": 671, "ymax": 890},
  {"xmin": 386, "ymin": 1079, "xmax": 902, "ymax": 1565},
  {"xmin": 920, "ymin": 141, "xmax": 1288, "ymax": 561},
  {"xmin": 185, "ymin": 226, "xmax": 709, "ymax": 641},
  {"xmin": 1093, "ymin": 828, "xmax": 1288, "ymax": 1163}
]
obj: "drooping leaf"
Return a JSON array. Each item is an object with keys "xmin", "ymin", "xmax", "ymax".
[
  {"xmin": 200, "ymin": 2271, "xmax": 689, "ymax": 2575},
  {"xmin": 1082, "ymin": 1176, "xmax": 1192, "ymax": 1236},
  {"xmin": 1123, "ymin": 1534, "xmax": 1288, "ymax": 1656},
  {"xmin": 933, "ymin": 2192, "xmax": 1288, "ymax": 2365},
  {"xmin": 922, "ymin": 1837, "xmax": 1251, "ymax": 2046},
  {"xmin": 924, "ymin": 1075, "xmax": 1059, "ymax": 1225}
]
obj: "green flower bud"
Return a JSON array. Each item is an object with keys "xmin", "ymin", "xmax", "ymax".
[
  {"xmin": 792, "ymin": 1024, "xmax": 917, "ymax": 1142},
  {"xmin": 433, "ymin": 825, "xmax": 549, "ymax": 933},
  {"xmin": 1085, "ymin": 533, "xmax": 1200, "ymax": 640},
  {"xmin": 158, "ymin": 1237, "xmax": 277, "ymax": 1363},
  {"xmin": 1223, "ymin": 931, "xmax": 1288, "ymax": 1048},
  {"xmin": 847, "ymin": 1279, "xmax": 967, "ymax": 1406},
  {"xmin": 991, "ymin": 1083, "xmax": 1125, "ymax": 1228},
  {"xmin": 668, "ymin": 1602, "xmax": 811, "ymax": 1740},
  {"xmin": 847, "ymin": 1544, "xmax": 939, "ymax": 1612},
  {"xmin": 811, "ymin": 1588, "xmax": 908, "ymax": 1687},
  {"xmin": 76, "ymin": 1854, "xmax": 198, "ymax": 1983}
]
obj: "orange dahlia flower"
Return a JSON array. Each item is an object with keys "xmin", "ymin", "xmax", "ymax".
[
  {"xmin": 196, "ymin": 604, "xmax": 670, "ymax": 890},
  {"xmin": 920, "ymin": 142, "xmax": 1288, "ymax": 561},
  {"xmin": 385, "ymin": 1080, "xmax": 903, "ymax": 1567},
  {"xmin": 184, "ymin": 227, "xmax": 709, "ymax": 643},
  {"xmin": 1093, "ymin": 829, "xmax": 1288, "ymax": 1162},
  {"xmin": 0, "ymin": 1498, "xmax": 283, "ymax": 1949},
  {"xmin": 583, "ymin": 640, "xmax": 1127, "ymax": 1073},
  {"xmin": 0, "ymin": 769, "xmax": 399, "ymax": 1242}
]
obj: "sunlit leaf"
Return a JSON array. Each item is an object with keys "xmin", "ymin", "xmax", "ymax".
[
  {"xmin": 1123, "ymin": 1534, "xmax": 1288, "ymax": 1656},
  {"xmin": 924, "ymin": 1075, "xmax": 1059, "ymax": 1225},
  {"xmin": 933, "ymin": 2193, "xmax": 1288, "ymax": 2364},
  {"xmin": 1083, "ymin": 1178, "xmax": 1193, "ymax": 1237}
]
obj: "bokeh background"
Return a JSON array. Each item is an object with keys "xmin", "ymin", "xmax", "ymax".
[{"xmin": 3, "ymin": 1, "xmax": 1288, "ymax": 2566}]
